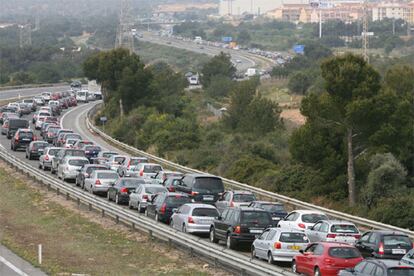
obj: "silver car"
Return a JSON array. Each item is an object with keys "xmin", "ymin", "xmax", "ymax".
[
  {"xmin": 170, "ymin": 203, "xmax": 219, "ymax": 234},
  {"xmin": 39, "ymin": 147, "xmax": 61, "ymax": 170},
  {"xmin": 252, "ymin": 228, "xmax": 310, "ymax": 263},
  {"xmin": 57, "ymin": 156, "xmax": 89, "ymax": 181},
  {"xmin": 84, "ymin": 170, "xmax": 119, "ymax": 195},
  {"xmin": 401, "ymin": 249, "xmax": 414, "ymax": 266},
  {"xmin": 130, "ymin": 163, "xmax": 163, "ymax": 179},
  {"xmin": 151, "ymin": 170, "xmax": 183, "ymax": 185},
  {"xmin": 117, "ymin": 156, "xmax": 149, "ymax": 177},
  {"xmin": 305, "ymin": 220, "xmax": 361, "ymax": 244},
  {"xmin": 105, "ymin": 155, "xmax": 128, "ymax": 171},
  {"xmin": 215, "ymin": 190, "xmax": 256, "ymax": 213},
  {"xmin": 128, "ymin": 184, "xmax": 167, "ymax": 212}
]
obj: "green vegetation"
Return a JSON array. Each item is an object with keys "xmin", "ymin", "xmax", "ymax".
[
  {"xmin": 0, "ymin": 166, "xmax": 209, "ymax": 276},
  {"xmin": 85, "ymin": 49, "xmax": 414, "ymax": 230}
]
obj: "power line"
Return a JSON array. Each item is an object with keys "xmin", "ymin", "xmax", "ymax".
[
  {"xmin": 115, "ymin": 0, "xmax": 134, "ymax": 53},
  {"xmin": 19, "ymin": 24, "xmax": 32, "ymax": 48},
  {"xmin": 362, "ymin": 0, "xmax": 369, "ymax": 62}
]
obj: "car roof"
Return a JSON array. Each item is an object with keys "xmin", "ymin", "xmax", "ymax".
[
  {"xmin": 232, "ymin": 190, "xmax": 255, "ymax": 194},
  {"xmin": 251, "ymin": 201, "xmax": 283, "ymax": 205},
  {"xmin": 317, "ymin": 220, "xmax": 356, "ymax": 225},
  {"xmin": 292, "ymin": 210, "xmax": 327, "ymax": 215},
  {"xmin": 166, "ymin": 192, "xmax": 189, "ymax": 197},
  {"xmin": 367, "ymin": 230, "xmax": 409, "ymax": 236},
  {"xmin": 141, "ymin": 184, "xmax": 165, "ymax": 188},
  {"xmin": 83, "ymin": 164, "xmax": 107, "ymax": 168},
  {"xmin": 30, "ymin": 141, "xmax": 48, "ymax": 144},
  {"xmin": 94, "ymin": 170, "xmax": 118, "ymax": 174},
  {"xmin": 183, "ymin": 203, "xmax": 217, "ymax": 209},
  {"xmin": 141, "ymin": 163, "xmax": 162, "ymax": 166},
  {"xmin": 130, "ymin": 156, "xmax": 148, "ymax": 160},
  {"xmin": 184, "ymin": 173, "xmax": 220, "ymax": 178},
  {"xmin": 317, "ymin": 242, "xmax": 355, "ymax": 248},
  {"xmin": 64, "ymin": 156, "xmax": 88, "ymax": 160},
  {"xmin": 267, "ymin": 227, "xmax": 305, "ymax": 233}
]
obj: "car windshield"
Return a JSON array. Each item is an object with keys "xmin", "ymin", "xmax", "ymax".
[
  {"xmin": 143, "ymin": 165, "xmax": 162, "ymax": 173},
  {"xmin": 130, "ymin": 158, "xmax": 147, "ymax": 165},
  {"xmin": 102, "ymin": 152, "xmax": 117, "ymax": 158},
  {"xmin": 192, "ymin": 208, "xmax": 219, "ymax": 217},
  {"xmin": 233, "ymin": 193, "xmax": 256, "ymax": 202},
  {"xmin": 280, "ymin": 232, "xmax": 309, "ymax": 243},
  {"xmin": 328, "ymin": 247, "xmax": 361, "ymax": 259},
  {"xmin": 68, "ymin": 159, "xmax": 89, "ymax": 166},
  {"xmin": 241, "ymin": 211, "xmax": 271, "ymax": 224},
  {"xmin": 384, "ymin": 235, "xmax": 412, "ymax": 246},
  {"xmin": 261, "ymin": 204, "xmax": 285, "ymax": 212},
  {"xmin": 165, "ymin": 195, "xmax": 191, "ymax": 206},
  {"xmin": 331, "ymin": 224, "xmax": 359, "ymax": 233},
  {"xmin": 302, "ymin": 214, "xmax": 328, "ymax": 223},
  {"xmin": 193, "ymin": 177, "xmax": 224, "ymax": 193},
  {"xmin": 145, "ymin": 187, "xmax": 166, "ymax": 194},
  {"xmin": 97, "ymin": 173, "xmax": 118, "ymax": 179},
  {"xmin": 387, "ymin": 268, "xmax": 414, "ymax": 276}
]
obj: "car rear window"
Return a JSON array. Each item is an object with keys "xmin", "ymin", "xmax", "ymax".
[
  {"xmin": 10, "ymin": 120, "xmax": 29, "ymax": 128},
  {"xmin": 67, "ymin": 140, "xmax": 78, "ymax": 145},
  {"xmin": 102, "ymin": 152, "xmax": 117, "ymax": 158},
  {"xmin": 120, "ymin": 179, "xmax": 143, "ymax": 187},
  {"xmin": 387, "ymin": 268, "xmax": 414, "ymax": 276},
  {"xmin": 241, "ymin": 211, "xmax": 271, "ymax": 224},
  {"xmin": 130, "ymin": 158, "xmax": 147, "ymax": 165},
  {"xmin": 33, "ymin": 143, "xmax": 48, "ymax": 149},
  {"xmin": 85, "ymin": 146, "xmax": 101, "ymax": 151},
  {"xmin": 302, "ymin": 214, "xmax": 328, "ymax": 223},
  {"xmin": 65, "ymin": 150, "xmax": 85, "ymax": 157},
  {"xmin": 66, "ymin": 134, "xmax": 81, "ymax": 140},
  {"xmin": 331, "ymin": 224, "xmax": 359, "ymax": 233},
  {"xmin": 19, "ymin": 132, "xmax": 33, "ymax": 138},
  {"xmin": 166, "ymin": 195, "xmax": 191, "ymax": 206},
  {"xmin": 328, "ymin": 247, "xmax": 361, "ymax": 259},
  {"xmin": 279, "ymin": 232, "xmax": 309, "ymax": 243},
  {"xmin": 68, "ymin": 159, "xmax": 89, "ymax": 166},
  {"xmin": 233, "ymin": 193, "xmax": 256, "ymax": 202},
  {"xmin": 39, "ymin": 112, "xmax": 50, "ymax": 116},
  {"xmin": 48, "ymin": 127, "xmax": 60, "ymax": 134},
  {"xmin": 192, "ymin": 208, "xmax": 219, "ymax": 217},
  {"xmin": 143, "ymin": 165, "xmax": 162, "ymax": 173},
  {"xmin": 114, "ymin": 156, "xmax": 126, "ymax": 163},
  {"xmin": 383, "ymin": 235, "xmax": 412, "ymax": 247},
  {"xmin": 97, "ymin": 172, "xmax": 118, "ymax": 179},
  {"xmin": 193, "ymin": 177, "xmax": 224, "ymax": 193},
  {"xmin": 48, "ymin": 149, "xmax": 59, "ymax": 155},
  {"xmin": 145, "ymin": 186, "xmax": 166, "ymax": 194},
  {"xmin": 86, "ymin": 166, "xmax": 107, "ymax": 174},
  {"xmin": 261, "ymin": 204, "xmax": 285, "ymax": 213}
]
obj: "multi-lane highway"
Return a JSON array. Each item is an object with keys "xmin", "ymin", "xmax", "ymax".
[
  {"xmin": 140, "ymin": 32, "xmax": 275, "ymax": 72},
  {"xmin": 0, "ymin": 85, "xmax": 66, "ymax": 101},
  {"xmin": 0, "ymin": 245, "xmax": 46, "ymax": 276}
]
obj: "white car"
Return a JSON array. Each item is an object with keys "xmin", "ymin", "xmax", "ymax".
[
  {"xmin": 129, "ymin": 163, "xmax": 163, "ymax": 179},
  {"xmin": 252, "ymin": 228, "xmax": 310, "ymax": 263},
  {"xmin": 57, "ymin": 156, "xmax": 89, "ymax": 181},
  {"xmin": 33, "ymin": 96, "xmax": 45, "ymax": 106},
  {"xmin": 305, "ymin": 220, "xmax": 360, "ymax": 244},
  {"xmin": 84, "ymin": 170, "xmax": 119, "ymax": 194},
  {"xmin": 128, "ymin": 184, "xmax": 167, "ymax": 212},
  {"xmin": 64, "ymin": 138, "xmax": 80, "ymax": 149},
  {"xmin": 39, "ymin": 147, "xmax": 61, "ymax": 171},
  {"xmin": 105, "ymin": 155, "xmax": 128, "ymax": 171},
  {"xmin": 41, "ymin": 92, "xmax": 51, "ymax": 102},
  {"xmin": 277, "ymin": 210, "xmax": 328, "ymax": 231},
  {"xmin": 76, "ymin": 90, "xmax": 89, "ymax": 103}
]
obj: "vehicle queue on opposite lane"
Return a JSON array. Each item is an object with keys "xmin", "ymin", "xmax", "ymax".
[{"xmin": 1, "ymin": 87, "xmax": 413, "ymax": 276}]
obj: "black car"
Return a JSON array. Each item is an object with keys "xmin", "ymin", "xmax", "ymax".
[
  {"xmin": 145, "ymin": 192, "xmax": 191, "ymax": 224},
  {"xmin": 25, "ymin": 141, "xmax": 49, "ymax": 160},
  {"xmin": 175, "ymin": 174, "xmax": 224, "ymax": 203},
  {"xmin": 355, "ymin": 230, "xmax": 413, "ymax": 260},
  {"xmin": 7, "ymin": 118, "xmax": 29, "ymax": 139},
  {"xmin": 82, "ymin": 145, "xmax": 102, "ymax": 161},
  {"xmin": 75, "ymin": 164, "xmax": 108, "ymax": 189},
  {"xmin": 209, "ymin": 207, "xmax": 273, "ymax": 250},
  {"xmin": 11, "ymin": 129, "xmax": 36, "ymax": 151},
  {"xmin": 338, "ymin": 259, "xmax": 414, "ymax": 275},
  {"xmin": 107, "ymin": 178, "xmax": 146, "ymax": 205},
  {"xmin": 248, "ymin": 201, "xmax": 287, "ymax": 225}
]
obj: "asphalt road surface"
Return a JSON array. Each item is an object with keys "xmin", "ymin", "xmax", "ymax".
[
  {"xmin": 0, "ymin": 245, "xmax": 46, "ymax": 276},
  {"xmin": 0, "ymin": 85, "xmax": 67, "ymax": 101}
]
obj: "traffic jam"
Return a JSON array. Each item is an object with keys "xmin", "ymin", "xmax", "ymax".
[{"xmin": 1, "ymin": 88, "xmax": 413, "ymax": 276}]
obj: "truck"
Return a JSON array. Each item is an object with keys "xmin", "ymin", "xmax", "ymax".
[
  {"xmin": 194, "ymin": 36, "xmax": 202, "ymax": 44},
  {"xmin": 244, "ymin": 68, "xmax": 258, "ymax": 78}
]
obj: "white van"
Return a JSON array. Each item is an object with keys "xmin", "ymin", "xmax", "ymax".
[
  {"xmin": 76, "ymin": 90, "xmax": 89, "ymax": 103},
  {"xmin": 41, "ymin": 92, "xmax": 51, "ymax": 102}
]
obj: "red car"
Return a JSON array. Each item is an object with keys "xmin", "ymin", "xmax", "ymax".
[{"xmin": 292, "ymin": 242, "xmax": 363, "ymax": 276}]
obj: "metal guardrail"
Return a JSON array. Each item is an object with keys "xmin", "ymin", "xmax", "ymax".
[
  {"xmin": 0, "ymin": 142, "xmax": 294, "ymax": 276},
  {"xmin": 86, "ymin": 102, "xmax": 414, "ymax": 239}
]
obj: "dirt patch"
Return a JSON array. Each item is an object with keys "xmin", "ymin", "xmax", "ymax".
[{"xmin": 281, "ymin": 108, "xmax": 305, "ymax": 126}]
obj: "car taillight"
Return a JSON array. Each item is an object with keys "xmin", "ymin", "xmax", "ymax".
[
  {"xmin": 159, "ymin": 203, "xmax": 166, "ymax": 214},
  {"xmin": 354, "ymin": 234, "xmax": 361, "ymax": 239},
  {"xmin": 15, "ymin": 134, "xmax": 19, "ymax": 141},
  {"xmin": 127, "ymin": 160, "xmax": 131, "ymax": 169},
  {"xmin": 324, "ymin": 258, "xmax": 334, "ymax": 265},
  {"xmin": 230, "ymin": 201, "xmax": 234, "ymax": 207},
  {"xmin": 234, "ymin": 226, "xmax": 241, "ymax": 234},
  {"xmin": 95, "ymin": 179, "xmax": 101, "ymax": 185},
  {"xmin": 327, "ymin": 233, "xmax": 337, "ymax": 239},
  {"xmin": 142, "ymin": 194, "xmax": 149, "ymax": 200},
  {"xmin": 191, "ymin": 191, "xmax": 199, "ymax": 196},
  {"xmin": 4, "ymin": 123, "xmax": 8, "ymax": 128},
  {"xmin": 274, "ymin": 242, "xmax": 282, "ymax": 249},
  {"xmin": 139, "ymin": 169, "xmax": 143, "ymax": 176},
  {"xmin": 298, "ymin": 223, "xmax": 306, "ymax": 229},
  {"xmin": 412, "ymin": 242, "xmax": 414, "ymax": 249},
  {"xmin": 120, "ymin": 187, "xmax": 128, "ymax": 193},
  {"xmin": 188, "ymin": 216, "xmax": 195, "ymax": 224},
  {"xmin": 33, "ymin": 135, "xmax": 37, "ymax": 141},
  {"xmin": 45, "ymin": 155, "xmax": 49, "ymax": 161},
  {"xmin": 379, "ymin": 242, "xmax": 384, "ymax": 255},
  {"xmin": 168, "ymin": 187, "xmax": 175, "ymax": 192}
]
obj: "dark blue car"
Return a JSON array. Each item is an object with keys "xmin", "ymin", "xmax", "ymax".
[
  {"xmin": 82, "ymin": 145, "xmax": 102, "ymax": 161},
  {"xmin": 248, "ymin": 201, "xmax": 288, "ymax": 226}
]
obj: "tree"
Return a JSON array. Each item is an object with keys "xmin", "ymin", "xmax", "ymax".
[
  {"xmin": 237, "ymin": 30, "xmax": 251, "ymax": 45},
  {"xmin": 384, "ymin": 65, "xmax": 414, "ymax": 97},
  {"xmin": 201, "ymin": 52, "xmax": 236, "ymax": 88},
  {"xmin": 205, "ymin": 75, "xmax": 235, "ymax": 99},
  {"xmin": 288, "ymin": 72, "xmax": 312, "ymax": 94}
]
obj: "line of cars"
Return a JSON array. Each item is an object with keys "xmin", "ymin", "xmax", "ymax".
[{"xmin": 3, "ymin": 89, "xmax": 414, "ymax": 276}]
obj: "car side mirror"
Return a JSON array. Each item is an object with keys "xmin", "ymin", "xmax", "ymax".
[
  {"xmin": 299, "ymin": 249, "xmax": 304, "ymax": 254},
  {"xmin": 217, "ymin": 216, "xmax": 222, "ymax": 220},
  {"xmin": 110, "ymin": 183, "xmax": 115, "ymax": 187}
]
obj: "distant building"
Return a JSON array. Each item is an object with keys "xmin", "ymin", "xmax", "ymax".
[
  {"xmin": 372, "ymin": 1, "xmax": 414, "ymax": 23},
  {"xmin": 219, "ymin": 0, "xmax": 287, "ymax": 16}
]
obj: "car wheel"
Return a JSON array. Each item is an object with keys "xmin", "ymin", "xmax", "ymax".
[
  {"xmin": 226, "ymin": 234, "xmax": 236, "ymax": 250},
  {"xmin": 51, "ymin": 167, "xmax": 55, "ymax": 174},
  {"xmin": 314, "ymin": 267, "xmax": 321, "ymax": 276},
  {"xmin": 107, "ymin": 191, "xmax": 111, "ymax": 201},
  {"xmin": 251, "ymin": 246, "xmax": 256, "ymax": 259},
  {"xmin": 115, "ymin": 194, "xmax": 120, "ymax": 205},
  {"xmin": 138, "ymin": 202, "xmax": 143, "ymax": 213},
  {"xmin": 292, "ymin": 260, "xmax": 298, "ymax": 274},
  {"xmin": 28, "ymin": 154, "xmax": 32, "ymax": 160},
  {"xmin": 25, "ymin": 153, "xmax": 28, "ymax": 159},
  {"xmin": 210, "ymin": 227, "xmax": 218, "ymax": 243},
  {"xmin": 182, "ymin": 224, "xmax": 187, "ymax": 233},
  {"xmin": 267, "ymin": 252, "xmax": 274, "ymax": 264},
  {"xmin": 155, "ymin": 213, "xmax": 159, "ymax": 222},
  {"xmin": 145, "ymin": 209, "xmax": 148, "ymax": 217},
  {"xmin": 38, "ymin": 163, "xmax": 42, "ymax": 169}
]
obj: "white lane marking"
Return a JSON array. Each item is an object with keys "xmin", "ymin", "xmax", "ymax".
[
  {"xmin": 0, "ymin": 255, "xmax": 29, "ymax": 276},
  {"xmin": 60, "ymin": 103, "xmax": 86, "ymax": 128}
]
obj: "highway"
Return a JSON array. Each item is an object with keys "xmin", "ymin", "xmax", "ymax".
[
  {"xmin": 0, "ymin": 245, "xmax": 46, "ymax": 276},
  {"xmin": 140, "ymin": 32, "xmax": 275, "ymax": 72},
  {"xmin": 0, "ymin": 85, "xmax": 67, "ymax": 101}
]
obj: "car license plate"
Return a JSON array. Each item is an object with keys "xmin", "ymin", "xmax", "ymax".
[
  {"xmin": 272, "ymin": 217, "xmax": 281, "ymax": 220},
  {"xmin": 288, "ymin": 245, "xmax": 301, "ymax": 250},
  {"xmin": 203, "ymin": 195, "xmax": 214, "ymax": 201},
  {"xmin": 22, "ymin": 138, "xmax": 30, "ymax": 141},
  {"xmin": 250, "ymin": 229, "xmax": 263, "ymax": 234},
  {"xmin": 392, "ymin": 249, "xmax": 406, "ymax": 254}
]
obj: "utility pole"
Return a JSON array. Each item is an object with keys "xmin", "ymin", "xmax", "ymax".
[
  {"xmin": 115, "ymin": 0, "xmax": 134, "ymax": 53},
  {"xmin": 19, "ymin": 24, "xmax": 32, "ymax": 48},
  {"xmin": 362, "ymin": 0, "xmax": 369, "ymax": 62}
]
